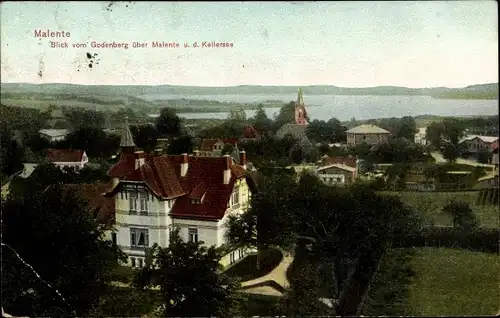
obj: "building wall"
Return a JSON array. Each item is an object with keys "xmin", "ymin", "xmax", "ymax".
[
  {"xmin": 114, "ymin": 177, "xmax": 252, "ymax": 268},
  {"xmin": 347, "ymin": 133, "xmax": 389, "ymax": 147},
  {"xmin": 317, "ymin": 166, "xmax": 355, "ymax": 185},
  {"xmin": 463, "ymin": 138, "xmax": 495, "ymax": 154},
  {"xmin": 52, "ymin": 160, "xmax": 87, "ymax": 170}
]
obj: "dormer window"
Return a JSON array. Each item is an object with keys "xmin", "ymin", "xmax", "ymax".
[{"xmin": 191, "ymin": 199, "xmax": 201, "ymax": 204}]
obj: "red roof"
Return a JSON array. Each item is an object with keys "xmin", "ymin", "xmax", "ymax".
[
  {"xmin": 61, "ymin": 183, "xmax": 115, "ymax": 228},
  {"xmin": 47, "ymin": 149, "xmax": 86, "ymax": 163},
  {"xmin": 106, "ymin": 153, "xmax": 254, "ymax": 221},
  {"xmin": 243, "ymin": 125, "xmax": 261, "ymax": 139},
  {"xmin": 320, "ymin": 155, "xmax": 357, "ymax": 168},
  {"xmin": 200, "ymin": 138, "xmax": 238, "ymax": 151}
]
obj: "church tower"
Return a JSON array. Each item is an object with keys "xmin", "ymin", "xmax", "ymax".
[
  {"xmin": 294, "ymin": 88, "xmax": 308, "ymax": 125},
  {"xmin": 119, "ymin": 116, "xmax": 136, "ymax": 154}
]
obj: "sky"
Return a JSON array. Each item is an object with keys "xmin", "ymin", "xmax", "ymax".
[{"xmin": 1, "ymin": 1, "xmax": 498, "ymax": 88}]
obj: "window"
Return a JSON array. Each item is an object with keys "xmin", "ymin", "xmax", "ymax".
[
  {"xmin": 129, "ymin": 192, "xmax": 138, "ymax": 214},
  {"xmin": 139, "ymin": 193, "xmax": 148, "ymax": 215},
  {"xmin": 191, "ymin": 199, "xmax": 201, "ymax": 204},
  {"xmin": 166, "ymin": 200, "xmax": 172, "ymax": 209},
  {"xmin": 131, "ymin": 257, "xmax": 136, "ymax": 267},
  {"xmin": 130, "ymin": 228, "xmax": 149, "ymax": 248},
  {"xmin": 138, "ymin": 258, "xmax": 143, "ymax": 268},
  {"xmin": 112, "ymin": 233, "xmax": 117, "ymax": 246},
  {"xmin": 230, "ymin": 252, "xmax": 235, "ymax": 264},
  {"xmin": 188, "ymin": 228, "xmax": 198, "ymax": 243},
  {"xmin": 238, "ymin": 249, "xmax": 243, "ymax": 259},
  {"xmin": 120, "ymin": 191, "xmax": 124, "ymax": 200},
  {"xmin": 230, "ymin": 187, "xmax": 240, "ymax": 206}
]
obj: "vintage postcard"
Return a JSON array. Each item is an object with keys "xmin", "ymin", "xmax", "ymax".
[{"xmin": 1, "ymin": 1, "xmax": 498, "ymax": 317}]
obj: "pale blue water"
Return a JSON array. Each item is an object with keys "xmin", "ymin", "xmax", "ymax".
[{"xmin": 142, "ymin": 94, "xmax": 499, "ymax": 121}]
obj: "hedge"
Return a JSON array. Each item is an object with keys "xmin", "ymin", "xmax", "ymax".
[{"xmin": 393, "ymin": 227, "xmax": 498, "ymax": 253}]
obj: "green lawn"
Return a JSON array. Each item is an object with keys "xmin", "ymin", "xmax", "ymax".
[
  {"xmin": 407, "ymin": 248, "xmax": 499, "ymax": 316},
  {"xmin": 363, "ymin": 247, "xmax": 500, "ymax": 316},
  {"xmin": 380, "ymin": 191, "xmax": 499, "ymax": 228}
]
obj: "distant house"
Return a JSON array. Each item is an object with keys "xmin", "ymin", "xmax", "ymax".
[
  {"xmin": 199, "ymin": 138, "xmax": 238, "ymax": 157},
  {"xmin": 414, "ymin": 127, "xmax": 427, "ymax": 146},
  {"xmin": 316, "ymin": 155, "xmax": 359, "ymax": 185},
  {"xmin": 345, "ymin": 124, "xmax": 390, "ymax": 147},
  {"xmin": 242, "ymin": 125, "xmax": 261, "ymax": 141},
  {"xmin": 316, "ymin": 164, "xmax": 357, "ymax": 186},
  {"xmin": 46, "ymin": 149, "xmax": 88, "ymax": 170},
  {"xmin": 39, "ymin": 129, "xmax": 69, "ymax": 142},
  {"xmin": 459, "ymin": 135, "xmax": 498, "ymax": 156}
]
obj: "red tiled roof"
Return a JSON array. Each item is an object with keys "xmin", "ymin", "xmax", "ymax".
[
  {"xmin": 200, "ymin": 138, "xmax": 238, "ymax": 151},
  {"xmin": 321, "ymin": 155, "xmax": 357, "ymax": 168},
  {"xmin": 61, "ymin": 183, "xmax": 115, "ymax": 228},
  {"xmin": 243, "ymin": 125, "xmax": 261, "ymax": 138},
  {"xmin": 106, "ymin": 153, "xmax": 254, "ymax": 220},
  {"xmin": 47, "ymin": 149, "xmax": 86, "ymax": 163}
]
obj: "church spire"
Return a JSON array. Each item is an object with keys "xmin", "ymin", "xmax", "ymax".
[
  {"xmin": 120, "ymin": 116, "xmax": 136, "ymax": 153},
  {"xmin": 296, "ymin": 88, "xmax": 304, "ymax": 105}
]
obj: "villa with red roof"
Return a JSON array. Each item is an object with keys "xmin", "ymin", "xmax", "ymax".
[
  {"xmin": 46, "ymin": 149, "xmax": 88, "ymax": 170},
  {"xmin": 104, "ymin": 120, "xmax": 256, "ymax": 268}
]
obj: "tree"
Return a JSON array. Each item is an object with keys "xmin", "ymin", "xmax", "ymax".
[
  {"xmin": 166, "ymin": 136, "xmax": 193, "ymax": 155},
  {"xmin": 252, "ymin": 104, "xmax": 272, "ymax": 134},
  {"xmin": 130, "ymin": 125, "xmax": 158, "ymax": 153},
  {"xmin": 442, "ymin": 201, "xmax": 479, "ymax": 232},
  {"xmin": 1, "ymin": 184, "xmax": 124, "ymax": 317},
  {"xmin": 59, "ymin": 127, "xmax": 120, "ymax": 159},
  {"xmin": 396, "ymin": 116, "xmax": 417, "ymax": 140},
  {"xmin": 0, "ymin": 130, "xmax": 24, "ymax": 177},
  {"xmin": 63, "ymin": 108, "xmax": 105, "ymax": 130},
  {"xmin": 289, "ymin": 144, "xmax": 305, "ymax": 164},
  {"xmin": 426, "ymin": 122, "xmax": 444, "ymax": 148},
  {"xmin": 134, "ymin": 230, "xmax": 241, "ymax": 317},
  {"xmin": 155, "ymin": 108, "xmax": 181, "ymax": 137},
  {"xmin": 442, "ymin": 143, "xmax": 460, "ymax": 163},
  {"xmin": 221, "ymin": 143, "xmax": 234, "ymax": 155},
  {"xmin": 441, "ymin": 118, "xmax": 465, "ymax": 146},
  {"xmin": 273, "ymin": 101, "xmax": 296, "ymax": 131}
]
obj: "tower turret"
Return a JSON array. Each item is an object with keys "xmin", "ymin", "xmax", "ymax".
[{"xmin": 120, "ymin": 116, "xmax": 136, "ymax": 154}]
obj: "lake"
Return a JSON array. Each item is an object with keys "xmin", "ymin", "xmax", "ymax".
[{"xmin": 142, "ymin": 94, "xmax": 499, "ymax": 121}]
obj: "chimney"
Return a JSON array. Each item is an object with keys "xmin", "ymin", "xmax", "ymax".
[
  {"xmin": 223, "ymin": 154, "xmax": 232, "ymax": 185},
  {"xmin": 180, "ymin": 153, "xmax": 189, "ymax": 177},
  {"xmin": 134, "ymin": 151, "xmax": 145, "ymax": 169},
  {"xmin": 154, "ymin": 148, "xmax": 163, "ymax": 156},
  {"xmin": 239, "ymin": 150, "xmax": 247, "ymax": 169}
]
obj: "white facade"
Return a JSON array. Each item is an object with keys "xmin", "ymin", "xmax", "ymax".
[
  {"xmin": 39, "ymin": 129, "xmax": 69, "ymax": 142},
  {"xmin": 414, "ymin": 127, "xmax": 427, "ymax": 145},
  {"xmin": 113, "ymin": 178, "xmax": 253, "ymax": 269},
  {"xmin": 51, "ymin": 153, "xmax": 88, "ymax": 170}
]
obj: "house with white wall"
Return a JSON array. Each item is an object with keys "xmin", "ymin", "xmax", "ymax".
[
  {"xmin": 46, "ymin": 149, "xmax": 88, "ymax": 170},
  {"xmin": 104, "ymin": 121, "xmax": 256, "ymax": 269},
  {"xmin": 414, "ymin": 127, "xmax": 427, "ymax": 145},
  {"xmin": 39, "ymin": 129, "xmax": 69, "ymax": 142}
]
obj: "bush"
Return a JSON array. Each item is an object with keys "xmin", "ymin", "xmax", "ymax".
[{"xmin": 394, "ymin": 227, "xmax": 498, "ymax": 253}]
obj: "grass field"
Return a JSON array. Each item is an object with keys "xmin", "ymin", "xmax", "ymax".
[
  {"xmin": 406, "ymin": 248, "xmax": 499, "ymax": 316},
  {"xmin": 363, "ymin": 247, "xmax": 500, "ymax": 316},
  {"xmin": 380, "ymin": 191, "xmax": 499, "ymax": 228}
]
